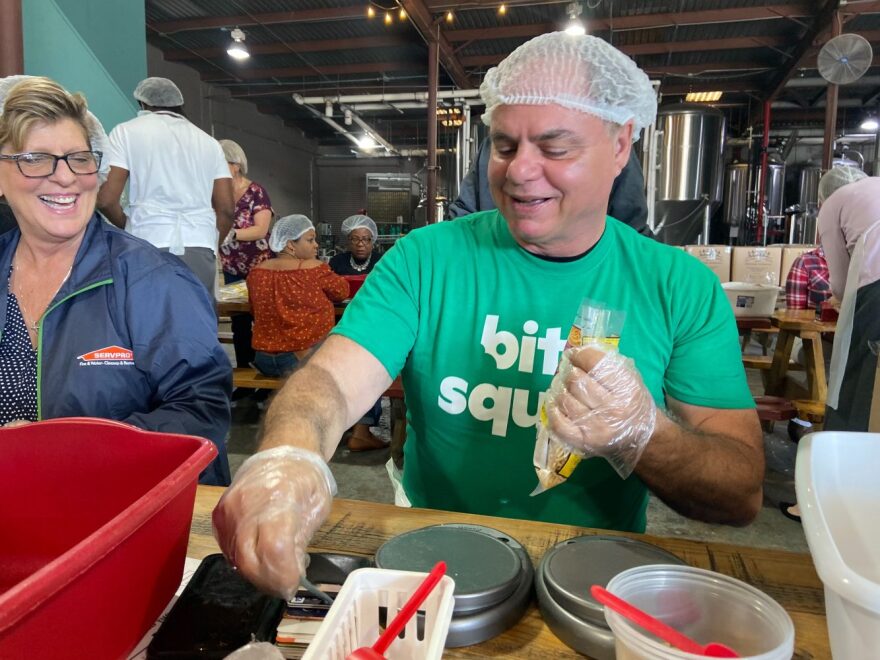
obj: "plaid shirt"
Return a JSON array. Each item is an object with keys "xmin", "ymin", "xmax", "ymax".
[{"xmin": 785, "ymin": 246, "xmax": 832, "ymax": 310}]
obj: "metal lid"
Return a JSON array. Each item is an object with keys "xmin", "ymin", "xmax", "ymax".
[
  {"xmin": 541, "ymin": 535, "xmax": 685, "ymax": 626},
  {"xmin": 375, "ymin": 524, "xmax": 524, "ymax": 615}
]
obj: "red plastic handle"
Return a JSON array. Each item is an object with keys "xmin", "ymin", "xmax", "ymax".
[
  {"xmin": 373, "ymin": 561, "xmax": 447, "ymax": 654},
  {"xmin": 590, "ymin": 584, "xmax": 706, "ymax": 654}
]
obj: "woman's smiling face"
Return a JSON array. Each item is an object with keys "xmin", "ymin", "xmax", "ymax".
[{"xmin": 0, "ymin": 117, "xmax": 97, "ymax": 245}]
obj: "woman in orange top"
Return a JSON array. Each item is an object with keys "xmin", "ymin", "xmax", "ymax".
[{"xmin": 247, "ymin": 214, "xmax": 348, "ymax": 378}]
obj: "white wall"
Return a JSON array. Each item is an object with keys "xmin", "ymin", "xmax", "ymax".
[{"xmin": 144, "ymin": 45, "xmax": 318, "ymax": 217}]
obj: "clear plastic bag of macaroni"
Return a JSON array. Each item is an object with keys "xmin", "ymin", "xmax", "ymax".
[{"xmin": 531, "ymin": 300, "xmax": 627, "ymax": 496}]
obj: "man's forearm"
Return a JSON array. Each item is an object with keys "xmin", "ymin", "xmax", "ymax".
[
  {"xmin": 635, "ymin": 412, "xmax": 764, "ymax": 525},
  {"xmin": 259, "ymin": 361, "xmax": 353, "ymax": 461},
  {"xmin": 99, "ymin": 202, "xmax": 127, "ymax": 228}
]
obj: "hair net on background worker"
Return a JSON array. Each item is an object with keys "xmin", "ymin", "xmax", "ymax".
[
  {"xmin": 219, "ymin": 139, "xmax": 248, "ymax": 175},
  {"xmin": 479, "ymin": 32, "xmax": 657, "ymax": 141},
  {"xmin": 340, "ymin": 214, "xmax": 378, "ymax": 241},
  {"xmin": 0, "ymin": 74, "xmax": 111, "ymax": 183},
  {"xmin": 133, "ymin": 77, "xmax": 184, "ymax": 108},
  {"xmin": 817, "ymin": 166, "xmax": 868, "ymax": 204},
  {"xmin": 269, "ymin": 214, "xmax": 314, "ymax": 252}
]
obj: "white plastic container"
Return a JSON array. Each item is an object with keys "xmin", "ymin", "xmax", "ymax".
[
  {"xmin": 302, "ymin": 567, "xmax": 456, "ymax": 660},
  {"xmin": 603, "ymin": 565, "xmax": 794, "ymax": 660},
  {"xmin": 721, "ymin": 282, "xmax": 780, "ymax": 317},
  {"xmin": 796, "ymin": 431, "xmax": 880, "ymax": 659}
]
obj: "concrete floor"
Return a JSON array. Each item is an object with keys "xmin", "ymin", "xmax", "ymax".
[{"xmin": 225, "ymin": 336, "xmax": 809, "ymax": 554}]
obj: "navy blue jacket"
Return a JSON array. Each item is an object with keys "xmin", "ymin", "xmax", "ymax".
[{"xmin": 0, "ymin": 216, "xmax": 232, "ymax": 484}]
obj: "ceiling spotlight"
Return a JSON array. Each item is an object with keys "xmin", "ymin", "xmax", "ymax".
[
  {"xmin": 861, "ymin": 116, "xmax": 879, "ymax": 131},
  {"xmin": 445, "ymin": 10, "xmax": 454, "ymax": 23},
  {"xmin": 367, "ymin": 5, "xmax": 375, "ymax": 18},
  {"xmin": 564, "ymin": 2, "xmax": 585, "ymax": 36},
  {"xmin": 358, "ymin": 135, "xmax": 378, "ymax": 150},
  {"xmin": 226, "ymin": 27, "xmax": 250, "ymax": 60},
  {"xmin": 498, "ymin": 4, "xmax": 507, "ymax": 15},
  {"xmin": 399, "ymin": 7, "xmax": 407, "ymax": 20}
]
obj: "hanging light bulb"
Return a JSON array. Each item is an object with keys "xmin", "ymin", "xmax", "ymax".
[
  {"xmin": 498, "ymin": 4, "xmax": 507, "ymax": 15},
  {"xmin": 564, "ymin": 2, "xmax": 585, "ymax": 36},
  {"xmin": 385, "ymin": 11, "xmax": 393, "ymax": 24},
  {"xmin": 226, "ymin": 28, "xmax": 250, "ymax": 60},
  {"xmin": 399, "ymin": 7, "xmax": 407, "ymax": 20},
  {"xmin": 367, "ymin": 5, "xmax": 375, "ymax": 18},
  {"xmin": 445, "ymin": 10, "xmax": 454, "ymax": 23}
]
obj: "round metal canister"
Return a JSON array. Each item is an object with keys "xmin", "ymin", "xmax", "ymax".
[
  {"xmin": 535, "ymin": 535, "xmax": 686, "ymax": 659},
  {"xmin": 375, "ymin": 524, "xmax": 533, "ymax": 647}
]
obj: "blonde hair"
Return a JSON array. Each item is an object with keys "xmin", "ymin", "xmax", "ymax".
[{"xmin": 0, "ymin": 77, "xmax": 91, "ymax": 151}]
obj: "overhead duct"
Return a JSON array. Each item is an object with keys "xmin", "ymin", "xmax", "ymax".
[{"xmin": 295, "ymin": 89, "xmax": 481, "ymax": 105}]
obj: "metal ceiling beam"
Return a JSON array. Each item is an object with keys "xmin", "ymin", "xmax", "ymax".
[
  {"xmin": 201, "ymin": 61, "xmax": 425, "ymax": 82},
  {"xmin": 764, "ymin": 0, "xmax": 841, "ymax": 102},
  {"xmin": 160, "ymin": 35, "xmax": 412, "ymax": 61},
  {"xmin": 399, "ymin": 0, "xmax": 472, "ymax": 88},
  {"xmin": 149, "ymin": 6, "xmax": 368, "ymax": 34},
  {"xmin": 444, "ymin": 3, "xmax": 812, "ymax": 35}
]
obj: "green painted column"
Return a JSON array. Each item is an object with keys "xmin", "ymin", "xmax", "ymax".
[{"xmin": 22, "ymin": 0, "xmax": 146, "ymax": 133}]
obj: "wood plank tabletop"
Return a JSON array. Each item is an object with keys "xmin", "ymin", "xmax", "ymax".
[{"xmin": 189, "ymin": 486, "xmax": 829, "ymax": 659}]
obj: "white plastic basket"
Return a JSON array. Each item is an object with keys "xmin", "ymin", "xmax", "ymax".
[
  {"xmin": 796, "ymin": 432, "xmax": 880, "ymax": 660},
  {"xmin": 721, "ymin": 281, "xmax": 780, "ymax": 317},
  {"xmin": 301, "ymin": 567, "xmax": 456, "ymax": 660}
]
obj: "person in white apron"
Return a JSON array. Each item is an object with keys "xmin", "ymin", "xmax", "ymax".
[
  {"xmin": 816, "ymin": 170, "xmax": 880, "ymax": 431},
  {"xmin": 96, "ymin": 77, "xmax": 234, "ymax": 294}
]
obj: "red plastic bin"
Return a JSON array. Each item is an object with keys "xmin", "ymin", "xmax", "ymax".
[
  {"xmin": 0, "ymin": 417, "xmax": 216, "ymax": 659},
  {"xmin": 343, "ymin": 274, "xmax": 367, "ymax": 297}
]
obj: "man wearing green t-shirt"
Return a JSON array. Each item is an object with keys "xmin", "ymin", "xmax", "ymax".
[{"xmin": 213, "ymin": 33, "xmax": 764, "ymax": 601}]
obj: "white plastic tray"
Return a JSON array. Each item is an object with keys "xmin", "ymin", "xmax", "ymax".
[{"xmin": 301, "ymin": 567, "xmax": 456, "ymax": 660}]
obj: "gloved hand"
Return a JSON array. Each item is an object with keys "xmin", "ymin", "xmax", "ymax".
[
  {"xmin": 212, "ymin": 446, "xmax": 337, "ymax": 600},
  {"xmin": 544, "ymin": 346, "xmax": 657, "ymax": 479}
]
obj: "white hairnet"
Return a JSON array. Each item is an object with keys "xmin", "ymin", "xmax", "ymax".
[
  {"xmin": 818, "ymin": 166, "xmax": 868, "ymax": 203},
  {"xmin": 270, "ymin": 214, "xmax": 314, "ymax": 252},
  {"xmin": 341, "ymin": 214, "xmax": 377, "ymax": 241},
  {"xmin": 0, "ymin": 75, "xmax": 111, "ymax": 183},
  {"xmin": 219, "ymin": 139, "xmax": 248, "ymax": 175},
  {"xmin": 480, "ymin": 32, "xmax": 657, "ymax": 141},
  {"xmin": 133, "ymin": 77, "xmax": 184, "ymax": 108}
]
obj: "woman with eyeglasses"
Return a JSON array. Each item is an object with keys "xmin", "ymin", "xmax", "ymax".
[
  {"xmin": 328, "ymin": 214, "xmax": 382, "ymax": 275},
  {"xmin": 328, "ymin": 213, "xmax": 387, "ymax": 450},
  {"xmin": 0, "ymin": 76, "xmax": 232, "ymax": 485}
]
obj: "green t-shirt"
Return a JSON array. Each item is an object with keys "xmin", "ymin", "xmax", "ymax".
[{"xmin": 333, "ymin": 211, "xmax": 753, "ymax": 531}]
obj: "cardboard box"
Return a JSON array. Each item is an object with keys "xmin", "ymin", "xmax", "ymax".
[
  {"xmin": 684, "ymin": 245, "xmax": 732, "ymax": 282},
  {"xmin": 731, "ymin": 246, "xmax": 783, "ymax": 286},
  {"xmin": 780, "ymin": 245, "xmax": 817, "ymax": 286}
]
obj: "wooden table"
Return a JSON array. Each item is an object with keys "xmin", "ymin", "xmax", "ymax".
[
  {"xmin": 189, "ymin": 486, "xmax": 830, "ymax": 659},
  {"xmin": 216, "ymin": 299, "xmax": 347, "ymax": 320},
  {"xmin": 765, "ymin": 309, "xmax": 837, "ymax": 402}
]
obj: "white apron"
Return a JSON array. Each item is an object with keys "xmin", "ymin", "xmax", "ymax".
[{"xmin": 826, "ymin": 222, "xmax": 879, "ymax": 408}]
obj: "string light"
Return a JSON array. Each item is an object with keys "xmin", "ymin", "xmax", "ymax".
[
  {"xmin": 384, "ymin": 11, "xmax": 392, "ymax": 24},
  {"xmin": 499, "ymin": 4, "xmax": 507, "ymax": 15},
  {"xmin": 445, "ymin": 10, "xmax": 454, "ymax": 22},
  {"xmin": 399, "ymin": 7, "xmax": 407, "ymax": 19},
  {"xmin": 367, "ymin": 5, "xmax": 375, "ymax": 17}
]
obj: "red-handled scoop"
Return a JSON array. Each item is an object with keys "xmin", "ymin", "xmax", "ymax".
[
  {"xmin": 346, "ymin": 561, "xmax": 447, "ymax": 660},
  {"xmin": 591, "ymin": 585, "xmax": 740, "ymax": 658}
]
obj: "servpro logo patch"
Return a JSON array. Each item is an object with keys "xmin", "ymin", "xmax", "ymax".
[{"xmin": 77, "ymin": 345, "xmax": 135, "ymax": 367}]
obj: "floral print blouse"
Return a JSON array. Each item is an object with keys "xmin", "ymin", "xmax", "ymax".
[{"xmin": 219, "ymin": 182, "xmax": 273, "ymax": 277}]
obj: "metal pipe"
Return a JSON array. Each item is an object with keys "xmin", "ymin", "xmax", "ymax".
[
  {"xmin": 296, "ymin": 89, "xmax": 481, "ymax": 105},
  {"xmin": 0, "ymin": 0, "xmax": 23, "ymax": 77},
  {"xmin": 756, "ymin": 100, "xmax": 771, "ymax": 244},
  {"xmin": 873, "ymin": 129, "xmax": 880, "ymax": 175},
  {"xmin": 293, "ymin": 97, "xmax": 362, "ymax": 148},
  {"xmin": 462, "ymin": 103, "xmax": 472, "ymax": 177},
  {"xmin": 823, "ymin": 12, "xmax": 842, "ymax": 171},
  {"xmin": 426, "ymin": 38, "xmax": 439, "ymax": 224},
  {"xmin": 339, "ymin": 104, "xmax": 399, "ymax": 155}
]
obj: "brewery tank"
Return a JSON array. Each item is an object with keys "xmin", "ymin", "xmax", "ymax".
[
  {"xmin": 798, "ymin": 166, "xmax": 821, "ymax": 210},
  {"xmin": 653, "ymin": 104, "xmax": 725, "ymax": 245},
  {"xmin": 723, "ymin": 162, "xmax": 750, "ymax": 226},
  {"xmin": 765, "ymin": 157, "xmax": 785, "ymax": 218}
]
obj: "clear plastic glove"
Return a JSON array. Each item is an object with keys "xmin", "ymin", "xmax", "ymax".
[
  {"xmin": 212, "ymin": 446, "xmax": 337, "ymax": 601},
  {"xmin": 544, "ymin": 346, "xmax": 657, "ymax": 479}
]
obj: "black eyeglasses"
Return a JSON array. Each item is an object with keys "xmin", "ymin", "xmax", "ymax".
[
  {"xmin": 350, "ymin": 235, "xmax": 373, "ymax": 245},
  {"xmin": 0, "ymin": 150, "xmax": 103, "ymax": 178}
]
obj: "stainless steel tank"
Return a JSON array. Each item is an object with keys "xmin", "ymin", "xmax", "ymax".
[
  {"xmin": 723, "ymin": 162, "xmax": 750, "ymax": 226},
  {"xmin": 765, "ymin": 158, "xmax": 785, "ymax": 218},
  {"xmin": 798, "ymin": 166, "xmax": 821, "ymax": 210},
  {"xmin": 653, "ymin": 104, "xmax": 725, "ymax": 245}
]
